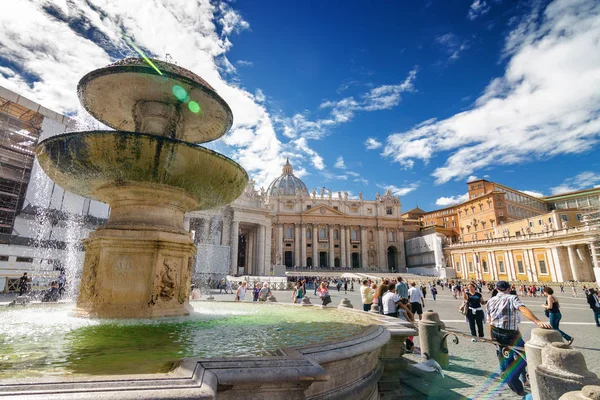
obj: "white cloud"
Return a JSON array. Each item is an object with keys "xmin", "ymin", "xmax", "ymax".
[
  {"xmin": 383, "ymin": 0, "xmax": 600, "ymax": 184},
  {"xmin": 365, "ymin": 137, "xmax": 383, "ymax": 150},
  {"xmin": 254, "ymin": 88, "xmax": 265, "ymax": 103},
  {"xmin": 346, "ymin": 171, "xmax": 359, "ymax": 177},
  {"xmin": 467, "ymin": 175, "xmax": 480, "ymax": 182},
  {"xmin": 236, "ymin": 60, "xmax": 253, "ymax": 67},
  {"xmin": 0, "ymin": 0, "xmax": 288, "ymax": 189},
  {"xmin": 292, "ymin": 138, "xmax": 325, "ymax": 170},
  {"xmin": 519, "ymin": 190, "xmax": 545, "ymax": 198},
  {"xmin": 435, "ymin": 193, "xmax": 469, "ymax": 207},
  {"xmin": 334, "ymin": 156, "xmax": 346, "ymax": 169},
  {"xmin": 377, "ymin": 182, "xmax": 420, "ymax": 197},
  {"xmin": 467, "ymin": 0, "xmax": 491, "ymax": 20},
  {"xmin": 354, "ymin": 178, "xmax": 369, "ymax": 185},
  {"xmin": 550, "ymin": 171, "xmax": 600, "ymax": 195},
  {"xmin": 435, "ymin": 33, "xmax": 470, "ymax": 62},
  {"xmin": 284, "ymin": 68, "xmax": 417, "ymax": 140}
]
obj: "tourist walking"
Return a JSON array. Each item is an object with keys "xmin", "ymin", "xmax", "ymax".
[
  {"xmin": 431, "ymin": 286, "xmax": 438, "ymax": 301},
  {"xmin": 235, "ymin": 282, "xmax": 247, "ymax": 301},
  {"xmin": 464, "ymin": 283, "xmax": 486, "ymax": 339},
  {"xmin": 572, "ymin": 285, "xmax": 578, "ymax": 298},
  {"xmin": 317, "ymin": 282, "xmax": 331, "ymax": 306},
  {"xmin": 360, "ymin": 280, "xmax": 374, "ymax": 311},
  {"xmin": 395, "ymin": 276, "xmax": 408, "ymax": 299},
  {"xmin": 542, "ymin": 287, "xmax": 574, "ymax": 344},
  {"xmin": 344, "ymin": 280, "xmax": 348, "ymax": 294},
  {"xmin": 18, "ymin": 272, "xmax": 29, "ymax": 296},
  {"xmin": 586, "ymin": 288, "xmax": 600, "ymax": 327},
  {"xmin": 408, "ymin": 282, "xmax": 425, "ymax": 320},
  {"xmin": 486, "ymin": 281, "xmax": 551, "ymax": 396},
  {"xmin": 292, "ymin": 281, "xmax": 305, "ymax": 304}
]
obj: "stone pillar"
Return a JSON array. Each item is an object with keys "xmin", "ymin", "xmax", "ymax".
[
  {"xmin": 525, "ymin": 328, "xmax": 565, "ymax": 400},
  {"xmin": 507, "ymin": 250, "xmax": 517, "ymax": 281},
  {"xmin": 488, "ymin": 252, "xmax": 498, "ymax": 280},
  {"xmin": 340, "ymin": 226, "xmax": 347, "ymax": 268},
  {"xmin": 360, "ymin": 226, "xmax": 368, "ymax": 269},
  {"xmin": 524, "ymin": 249, "xmax": 535, "ymax": 281},
  {"xmin": 552, "ymin": 247, "xmax": 565, "ymax": 282},
  {"xmin": 346, "ymin": 226, "xmax": 352, "ymax": 269},
  {"xmin": 460, "ymin": 253, "xmax": 468, "ymax": 278},
  {"xmin": 257, "ymin": 225, "xmax": 265, "ymax": 275},
  {"xmin": 568, "ymin": 245, "xmax": 580, "ymax": 282},
  {"xmin": 312, "ymin": 225, "xmax": 318, "ymax": 267},
  {"xmin": 418, "ymin": 310, "xmax": 448, "ymax": 368},
  {"xmin": 247, "ymin": 230, "xmax": 254, "ymax": 275},
  {"xmin": 183, "ymin": 217, "xmax": 190, "ymax": 232},
  {"xmin": 536, "ymin": 342, "xmax": 600, "ymax": 400},
  {"xmin": 277, "ymin": 224, "xmax": 284, "ymax": 266},
  {"xmin": 546, "ymin": 248, "xmax": 559, "ymax": 282},
  {"xmin": 202, "ymin": 218, "xmax": 211, "ymax": 243},
  {"xmin": 294, "ymin": 224, "xmax": 301, "ymax": 267},
  {"xmin": 264, "ymin": 224, "xmax": 272, "ymax": 274},
  {"xmin": 221, "ymin": 216, "xmax": 231, "ymax": 246},
  {"xmin": 328, "ymin": 225, "xmax": 335, "ymax": 268},
  {"xmin": 529, "ymin": 249, "xmax": 539, "ymax": 282},
  {"xmin": 301, "ymin": 225, "xmax": 307, "ymax": 267},
  {"xmin": 230, "ymin": 221, "xmax": 239, "ymax": 275},
  {"xmin": 377, "ymin": 228, "xmax": 386, "ymax": 271}
]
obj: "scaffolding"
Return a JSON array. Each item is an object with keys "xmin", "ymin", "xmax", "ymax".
[
  {"xmin": 0, "ymin": 97, "xmax": 43, "ymax": 234},
  {"xmin": 582, "ymin": 207, "xmax": 600, "ymax": 275}
]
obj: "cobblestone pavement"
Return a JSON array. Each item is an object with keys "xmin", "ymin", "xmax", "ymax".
[{"xmin": 205, "ymin": 283, "xmax": 600, "ymax": 400}]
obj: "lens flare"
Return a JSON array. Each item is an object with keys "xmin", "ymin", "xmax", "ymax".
[
  {"xmin": 123, "ymin": 37, "xmax": 162, "ymax": 76},
  {"xmin": 188, "ymin": 101, "xmax": 201, "ymax": 114},
  {"xmin": 172, "ymin": 85, "xmax": 190, "ymax": 103}
]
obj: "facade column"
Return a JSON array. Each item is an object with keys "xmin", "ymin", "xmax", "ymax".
[
  {"xmin": 460, "ymin": 253, "xmax": 468, "ymax": 277},
  {"xmin": 545, "ymin": 248, "xmax": 558, "ymax": 282},
  {"xmin": 264, "ymin": 224, "xmax": 272, "ymax": 274},
  {"xmin": 526, "ymin": 249, "xmax": 538, "ymax": 282},
  {"xmin": 183, "ymin": 217, "xmax": 190, "ymax": 232},
  {"xmin": 328, "ymin": 225, "xmax": 335, "ymax": 268},
  {"xmin": 506, "ymin": 250, "xmax": 516, "ymax": 281},
  {"xmin": 257, "ymin": 225, "xmax": 265, "ymax": 275},
  {"xmin": 590, "ymin": 241, "xmax": 599, "ymax": 269},
  {"xmin": 312, "ymin": 225, "xmax": 318, "ymax": 268},
  {"xmin": 294, "ymin": 224, "xmax": 301, "ymax": 267},
  {"xmin": 567, "ymin": 245, "xmax": 579, "ymax": 282},
  {"xmin": 551, "ymin": 247, "xmax": 564, "ymax": 282},
  {"xmin": 377, "ymin": 228, "xmax": 387, "ymax": 271},
  {"xmin": 247, "ymin": 230, "xmax": 254, "ymax": 275},
  {"xmin": 487, "ymin": 252, "xmax": 497, "ymax": 280},
  {"xmin": 340, "ymin": 226, "xmax": 347, "ymax": 268},
  {"xmin": 202, "ymin": 218, "xmax": 211, "ymax": 243},
  {"xmin": 221, "ymin": 216, "xmax": 231, "ymax": 246},
  {"xmin": 346, "ymin": 226, "xmax": 352, "ymax": 269},
  {"xmin": 230, "ymin": 221, "xmax": 239, "ymax": 275},
  {"xmin": 360, "ymin": 226, "xmax": 368, "ymax": 269},
  {"xmin": 475, "ymin": 253, "xmax": 482, "ymax": 280},
  {"xmin": 301, "ymin": 225, "xmax": 307, "ymax": 267},
  {"xmin": 277, "ymin": 224, "xmax": 284, "ymax": 266}
]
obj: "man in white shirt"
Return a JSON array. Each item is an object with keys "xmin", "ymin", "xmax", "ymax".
[
  {"xmin": 382, "ymin": 283, "xmax": 401, "ymax": 317},
  {"xmin": 408, "ymin": 282, "xmax": 425, "ymax": 320}
]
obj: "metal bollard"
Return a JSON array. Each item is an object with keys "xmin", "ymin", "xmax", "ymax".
[{"xmin": 418, "ymin": 310, "xmax": 448, "ymax": 368}]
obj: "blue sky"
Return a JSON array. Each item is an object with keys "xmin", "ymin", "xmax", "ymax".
[{"xmin": 1, "ymin": 0, "xmax": 599, "ymax": 211}]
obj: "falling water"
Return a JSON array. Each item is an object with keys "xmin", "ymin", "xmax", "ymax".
[{"xmin": 193, "ymin": 216, "xmax": 230, "ymax": 291}]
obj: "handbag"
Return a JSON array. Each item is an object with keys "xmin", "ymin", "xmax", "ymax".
[
  {"xmin": 459, "ymin": 301, "xmax": 468, "ymax": 315},
  {"xmin": 544, "ymin": 309, "xmax": 550, "ymax": 318},
  {"xmin": 323, "ymin": 295, "xmax": 332, "ymax": 305}
]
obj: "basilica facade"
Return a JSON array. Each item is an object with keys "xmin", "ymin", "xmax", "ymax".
[{"xmin": 186, "ymin": 160, "xmax": 415, "ymax": 276}]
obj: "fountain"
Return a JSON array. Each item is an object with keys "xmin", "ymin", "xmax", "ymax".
[{"xmin": 35, "ymin": 58, "xmax": 248, "ymax": 318}]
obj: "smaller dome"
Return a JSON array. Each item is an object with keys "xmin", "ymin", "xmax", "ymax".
[{"xmin": 267, "ymin": 159, "xmax": 309, "ymax": 197}]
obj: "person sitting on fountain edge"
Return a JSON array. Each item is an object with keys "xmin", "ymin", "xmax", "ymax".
[
  {"xmin": 486, "ymin": 280, "xmax": 551, "ymax": 396},
  {"xmin": 42, "ymin": 281, "xmax": 60, "ymax": 303}
]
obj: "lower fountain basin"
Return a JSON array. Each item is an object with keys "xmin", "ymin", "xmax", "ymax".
[{"xmin": 35, "ymin": 131, "xmax": 248, "ymax": 211}]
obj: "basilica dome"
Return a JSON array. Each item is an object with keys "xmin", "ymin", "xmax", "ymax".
[{"xmin": 267, "ymin": 159, "xmax": 308, "ymax": 196}]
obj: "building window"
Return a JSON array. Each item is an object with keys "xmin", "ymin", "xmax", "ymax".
[
  {"xmin": 561, "ymin": 214, "xmax": 568, "ymax": 222},
  {"xmin": 16, "ymin": 257, "xmax": 33, "ymax": 263},
  {"xmin": 479, "ymin": 204, "xmax": 483, "ymax": 211},
  {"xmin": 386, "ymin": 207, "xmax": 393, "ymax": 215},
  {"xmin": 452, "ymin": 222, "xmax": 456, "ymax": 227},
  {"xmin": 482, "ymin": 261, "xmax": 488, "ymax": 273},
  {"xmin": 388, "ymin": 231, "xmax": 394, "ymax": 242},
  {"xmin": 539, "ymin": 260, "xmax": 548, "ymax": 274},
  {"xmin": 548, "ymin": 217, "xmax": 552, "ymax": 223},
  {"xmin": 455, "ymin": 261, "xmax": 460, "ymax": 270},
  {"xmin": 498, "ymin": 261, "xmax": 505, "ymax": 273},
  {"xmin": 333, "ymin": 206, "xmax": 339, "ymax": 211},
  {"xmin": 465, "ymin": 209, "xmax": 468, "ymax": 215},
  {"xmin": 351, "ymin": 229, "xmax": 358, "ymax": 241},
  {"xmin": 491, "ymin": 220, "xmax": 495, "ymax": 228},
  {"xmin": 517, "ymin": 260, "xmax": 525, "ymax": 274},
  {"xmin": 285, "ymin": 227, "xmax": 293, "ymax": 239},
  {"xmin": 319, "ymin": 228, "xmax": 327, "ymax": 239},
  {"xmin": 369, "ymin": 231, "xmax": 374, "ymax": 241},
  {"xmin": 367, "ymin": 208, "xmax": 372, "ymax": 214},
  {"xmin": 468, "ymin": 261, "xmax": 474, "ymax": 272},
  {"xmin": 0, "ymin": 255, "xmax": 8, "ymax": 262},
  {"xmin": 538, "ymin": 220, "xmax": 542, "ymax": 226},
  {"xmin": 307, "ymin": 229, "xmax": 312, "ymax": 239},
  {"xmin": 334, "ymin": 229, "xmax": 339, "ymax": 240},
  {"xmin": 576, "ymin": 214, "xmax": 583, "ymax": 222},
  {"xmin": 306, "ymin": 205, "xmax": 312, "ymax": 210},
  {"xmin": 529, "ymin": 221, "xmax": 533, "ymax": 227}
]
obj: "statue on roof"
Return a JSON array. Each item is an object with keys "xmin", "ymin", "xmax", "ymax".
[
  {"xmin": 359, "ymin": 192, "xmax": 363, "ymax": 201},
  {"xmin": 344, "ymin": 191, "xmax": 348, "ymax": 201},
  {"xmin": 320, "ymin": 187, "xmax": 325, "ymax": 198},
  {"xmin": 328, "ymin": 189, "xmax": 332, "ymax": 200}
]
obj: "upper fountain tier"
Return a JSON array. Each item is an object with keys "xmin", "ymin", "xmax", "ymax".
[{"xmin": 77, "ymin": 58, "xmax": 232, "ymax": 143}]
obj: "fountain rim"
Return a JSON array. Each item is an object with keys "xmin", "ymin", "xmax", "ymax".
[
  {"xmin": 35, "ymin": 130, "xmax": 249, "ymax": 183},
  {"xmin": 76, "ymin": 61, "xmax": 234, "ymax": 142}
]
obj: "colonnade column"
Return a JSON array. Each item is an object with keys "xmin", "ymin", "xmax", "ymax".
[
  {"xmin": 377, "ymin": 228, "xmax": 386, "ymax": 271},
  {"xmin": 523, "ymin": 249, "xmax": 534, "ymax": 281},
  {"xmin": 526, "ymin": 249, "xmax": 538, "ymax": 282},
  {"xmin": 567, "ymin": 245, "xmax": 579, "ymax": 282},
  {"xmin": 230, "ymin": 221, "xmax": 239, "ymax": 275},
  {"xmin": 294, "ymin": 224, "xmax": 301, "ymax": 267},
  {"xmin": 277, "ymin": 224, "xmax": 284, "ymax": 266},
  {"xmin": 257, "ymin": 225, "xmax": 265, "ymax": 275},
  {"xmin": 487, "ymin": 252, "xmax": 497, "ymax": 280},
  {"xmin": 202, "ymin": 218, "xmax": 211, "ymax": 243},
  {"xmin": 264, "ymin": 225, "xmax": 272, "ymax": 275},
  {"xmin": 506, "ymin": 250, "xmax": 516, "ymax": 281},
  {"xmin": 328, "ymin": 225, "xmax": 335, "ymax": 268},
  {"xmin": 360, "ymin": 226, "xmax": 368, "ymax": 269},
  {"xmin": 460, "ymin": 253, "xmax": 468, "ymax": 277},
  {"xmin": 551, "ymin": 247, "xmax": 564, "ymax": 282},
  {"xmin": 221, "ymin": 216, "xmax": 231, "ymax": 246},
  {"xmin": 312, "ymin": 225, "xmax": 318, "ymax": 267},
  {"xmin": 340, "ymin": 226, "xmax": 346, "ymax": 268},
  {"xmin": 301, "ymin": 225, "xmax": 307, "ymax": 267}
]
